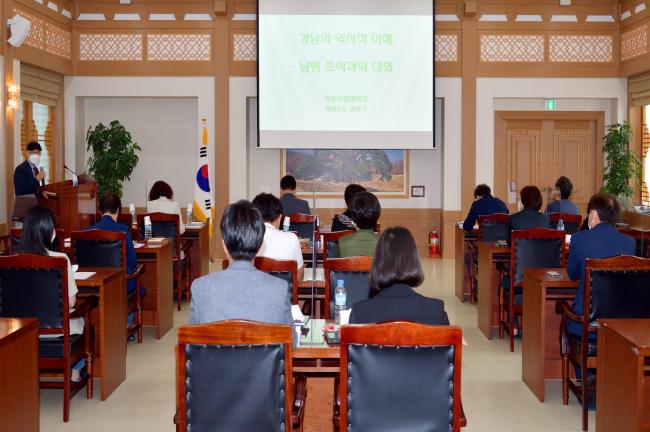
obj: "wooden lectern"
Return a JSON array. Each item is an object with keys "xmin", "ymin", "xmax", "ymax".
[{"xmin": 43, "ymin": 180, "xmax": 97, "ymax": 235}]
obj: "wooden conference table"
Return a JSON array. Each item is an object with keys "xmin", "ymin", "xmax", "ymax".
[
  {"xmin": 521, "ymin": 268, "xmax": 577, "ymax": 402},
  {"xmin": 0, "ymin": 317, "xmax": 39, "ymax": 432},
  {"xmin": 182, "ymin": 224, "xmax": 210, "ymax": 282},
  {"xmin": 596, "ymin": 319, "xmax": 650, "ymax": 432},
  {"xmin": 135, "ymin": 239, "xmax": 174, "ymax": 339},
  {"xmin": 75, "ymin": 267, "xmax": 126, "ymax": 400},
  {"xmin": 454, "ymin": 225, "xmax": 477, "ymax": 302},
  {"xmin": 477, "ymin": 241, "xmax": 510, "ymax": 339}
]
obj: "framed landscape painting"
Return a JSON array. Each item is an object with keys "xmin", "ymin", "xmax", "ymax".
[{"xmin": 282, "ymin": 149, "xmax": 409, "ymax": 198}]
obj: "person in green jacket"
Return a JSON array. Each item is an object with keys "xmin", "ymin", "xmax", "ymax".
[{"xmin": 339, "ymin": 191, "xmax": 381, "ymax": 257}]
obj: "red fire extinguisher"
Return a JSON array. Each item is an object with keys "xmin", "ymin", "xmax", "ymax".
[{"xmin": 428, "ymin": 230, "xmax": 441, "ymax": 258}]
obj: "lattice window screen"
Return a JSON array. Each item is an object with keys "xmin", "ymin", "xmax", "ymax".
[{"xmin": 643, "ymin": 121, "xmax": 650, "ymax": 206}]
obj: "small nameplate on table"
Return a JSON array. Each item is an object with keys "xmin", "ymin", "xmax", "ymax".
[
  {"xmin": 74, "ymin": 272, "xmax": 96, "ymax": 280},
  {"xmin": 146, "ymin": 237, "xmax": 165, "ymax": 243},
  {"xmin": 188, "ymin": 222, "xmax": 205, "ymax": 227},
  {"xmin": 303, "ymin": 267, "xmax": 324, "ymax": 282}
]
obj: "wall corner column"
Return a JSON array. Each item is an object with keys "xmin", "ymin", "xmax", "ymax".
[{"xmin": 461, "ymin": 16, "xmax": 477, "ymax": 216}]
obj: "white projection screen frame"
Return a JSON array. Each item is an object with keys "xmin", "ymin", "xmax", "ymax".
[{"xmin": 257, "ymin": 0, "xmax": 435, "ymax": 149}]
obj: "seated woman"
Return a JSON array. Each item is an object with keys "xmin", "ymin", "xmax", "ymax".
[
  {"xmin": 545, "ymin": 176, "xmax": 580, "ymax": 215},
  {"xmin": 349, "ymin": 227, "xmax": 449, "ymax": 325},
  {"xmin": 331, "ymin": 184, "xmax": 366, "ymax": 232},
  {"xmin": 147, "ymin": 180, "xmax": 185, "ymax": 235},
  {"xmin": 509, "ymin": 185, "xmax": 551, "ymax": 233},
  {"xmin": 16, "ymin": 205, "xmax": 86, "ymax": 381},
  {"xmin": 339, "ymin": 191, "xmax": 381, "ymax": 257}
]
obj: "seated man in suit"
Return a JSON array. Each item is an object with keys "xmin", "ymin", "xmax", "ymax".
[
  {"xmin": 567, "ymin": 193, "xmax": 635, "ymax": 338},
  {"xmin": 350, "ymin": 227, "xmax": 449, "ymax": 325},
  {"xmin": 339, "ymin": 191, "xmax": 381, "ymax": 258},
  {"xmin": 280, "ymin": 175, "xmax": 310, "ymax": 216},
  {"xmin": 189, "ymin": 200, "xmax": 295, "ymax": 346},
  {"xmin": 462, "ymin": 184, "xmax": 509, "ymax": 231},
  {"xmin": 545, "ymin": 176, "xmax": 580, "ymax": 215},
  {"xmin": 509, "ymin": 185, "xmax": 550, "ymax": 233},
  {"xmin": 90, "ymin": 192, "xmax": 140, "ymax": 295},
  {"xmin": 252, "ymin": 192, "xmax": 304, "ymax": 281}
]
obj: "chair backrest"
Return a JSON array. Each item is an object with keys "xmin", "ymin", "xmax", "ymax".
[
  {"xmin": 322, "ymin": 230, "xmax": 355, "ymax": 261},
  {"xmin": 70, "ymin": 229, "xmax": 126, "ymax": 269},
  {"xmin": 548, "ymin": 213, "xmax": 582, "ymax": 235},
  {"xmin": 477, "ymin": 213, "xmax": 510, "ymax": 242},
  {"xmin": 10, "ymin": 228, "xmax": 65, "ymax": 253},
  {"xmin": 0, "ymin": 254, "xmax": 70, "ymax": 337},
  {"xmin": 584, "ymin": 256, "xmax": 650, "ymax": 328},
  {"xmin": 287, "ymin": 213, "xmax": 318, "ymax": 239},
  {"xmin": 138, "ymin": 212, "xmax": 181, "ymax": 259},
  {"xmin": 617, "ymin": 228, "xmax": 650, "ymax": 258},
  {"xmin": 253, "ymin": 257, "xmax": 298, "ymax": 303},
  {"xmin": 116, "ymin": 213, "xmax": 134, "ymax": 231},
  {"xmin": 510, "ymin": 228, "xmax": 565, "ymax": 285},
  {"xmin": 175, "ymin": 320, "xmax": 293, "ymax": 432},
  {"xmin": 324, "ymin": 256, "xmax": 372, "ymax": 319},
  {"xmin": 340, "ymin": 322, "xmax": 463, "ymax": 432}
]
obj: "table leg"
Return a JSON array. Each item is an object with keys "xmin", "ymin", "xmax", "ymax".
[
  {"xmin": 522, "ymin": 276, "xmax": 545, "ymax": 401},
  {"xmin": 98, "ymin": 276, "xmax": 126, "ymax": 400}
]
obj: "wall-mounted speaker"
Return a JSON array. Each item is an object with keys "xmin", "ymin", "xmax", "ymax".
[{"xmin": 7, "ymin": 15, "xmax": 31, "ymax": 48}]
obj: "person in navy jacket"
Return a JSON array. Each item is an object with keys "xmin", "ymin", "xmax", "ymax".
[
  {"xmin": 566, "ymin": 193, "xmax": 635, "ymax": 338},
  {"xmin": 462, "ymin": 184, "xmax": 509, "ymax": 231},
  {"xmin": 89, "ymin": 192, "xmax": 140, "ymax": 294}
]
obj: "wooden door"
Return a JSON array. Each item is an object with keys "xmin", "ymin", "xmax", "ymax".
[{"xmin": 495, "ymin": 112, "xmax": 604, "ymax": 214}]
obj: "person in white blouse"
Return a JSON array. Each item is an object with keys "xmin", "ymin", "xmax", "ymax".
[
  {"xmin": 146, "ymin": 180, "xmax": 185, "ymax": 235},
  {"xmin": 252, "ymin": 193, "xmax": 304, "ymax": 281}
]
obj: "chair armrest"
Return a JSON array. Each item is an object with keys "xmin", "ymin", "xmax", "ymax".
[
  {"xmin": 555, "ymin": 299, "xmax": 582, "ymax": 323},
  {"xmin": 127, "ymin": 264, "xmax": 145, "ymax": 280},
  {"xmin": 292, "ymin": 375, "xmax": 307, "ymax": 429},
  {"xmin": 70, "ymin": 296, "xmax": 97, "ymax": 319},
  {"xmin": 332, "ymin": 376, "xmax": 341, "ymax": 429},
  {"xmin": 460, "ymin": 401, "xmax": 467, "ymax": 428}
]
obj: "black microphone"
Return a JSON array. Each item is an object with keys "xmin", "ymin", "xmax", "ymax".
[
  {"xmin": 40, "ymin": 167, "xmax": 45, "ymax": 187},
  {"xmin": 64, "ymin": 165, "xmax": 76, "ymax": 176}
]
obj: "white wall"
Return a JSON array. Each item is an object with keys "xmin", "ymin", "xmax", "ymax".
[
  {"xmin": 437, "ymin": 77, "xmax": 462, "ymax": 211},
  {"xmin": 476, "ymin": 77, "xmax": 627, "ymax": 188},
  {"xmin": 230, "ymin": 76, "xmax": 452, "ymax": 210},
  {"xmin": 64, "ymin": 76, "xmax": 215, "ymax": 207},
  {"xmin": 81, "ymin": 97, "xmax": 198, "ymax": 207}
]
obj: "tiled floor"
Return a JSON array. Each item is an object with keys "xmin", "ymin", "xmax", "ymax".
[{"xmin": 41, "ymin": 259, "xmax": 595, "ymax": 431}]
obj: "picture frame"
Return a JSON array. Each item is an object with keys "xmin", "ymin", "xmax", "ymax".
[
  {"xmin": 411, "ymin": 185, "xmax": 425, "ymax": 198},
  {"xmin": 281, "ymin": 149, "xmax": 410, "ymax": 198}
]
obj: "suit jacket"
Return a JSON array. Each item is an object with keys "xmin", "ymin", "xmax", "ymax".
[
  {"xmin": 280, "ymin": 193, "xmax": 310, "ymax": 216},
  {"xmin": 89, "ymin": 215, "xmax": 138, "ymax": 292},
  {"xmin": 14, "ymin": 159, "xmax": 40, "ymax": 197},
  {"xmin": 189, "ymin": 260, "xmax": 295, "ymax": 346},
  {"xmin": 545, "ymin": 199, "xmax": 580, "ymax": 215},
  {"xmin": 566, "ymin": 222, "xmax": 635, "ymax": 336},
  {"xmin": 509, "ymin": 207, "xmax": 551, "ymax": 231},
  {"xmin": 349, "ymin": 284, "xmax": 450, "ymax": 326},
  {"xmin": 462, "ymin": 195, "xmax": 509, "ymax": 231}
]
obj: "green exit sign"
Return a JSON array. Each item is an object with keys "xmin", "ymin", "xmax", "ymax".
[{"xmin": 545, "ymin": 99, "xmax": 557, "ymax": 110}]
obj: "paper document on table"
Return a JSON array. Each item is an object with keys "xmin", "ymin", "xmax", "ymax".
[
  {"xmin": 72, "ymin": 264, "xmax": 79, "ymax": 272},
  {"xmin": 340, "ymin": 309, "xmax": 351, "ymax": 325},
  {"xmin": 303, "ymin": 267, "xmax": 324, "ymax": 281},
  {"xmin": 292, "ymin": 304, "xmax": 306, "ymax": 324},
  {"xmin": 74, "ymin": 272, "xmax": 96, "ymax": 280},
  {"xmin": 133, "ymin": 243, "xmax": 145, "ymax": 248}
]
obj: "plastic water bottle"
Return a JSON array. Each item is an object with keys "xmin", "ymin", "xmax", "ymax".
[
  {"xmin": 557, "ymin": 219, "xmax": 565, "ymax": 231},
  {"xmin": 283, "ymin": 216, "xmax": 291, "ymax": 232},
  {"xmin": 186, "ymin": 203, "xmax": 193, "ymax": 224},
  {"xmin": 144, "ymin": 216, "xmax": 152, "ymax": 239},
  {"xmin": 129, "ymin": 203, "xmax": 137, "ymax": 227},
  {"xmin": 334, "ymin": 279, "xmax": 346, "ymax": 325}
]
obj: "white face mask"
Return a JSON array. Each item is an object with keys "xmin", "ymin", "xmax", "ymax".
[
  {"xmin": 51, "ymin": 229, "xmax": 56, "ymax": 243},
  {"xmin": 587, "ymin": 211, "xmax": 596, "ymax": 230},
  {"xmin": 28, "ymin": 154, "xmax": 40, "ymax": 166}
]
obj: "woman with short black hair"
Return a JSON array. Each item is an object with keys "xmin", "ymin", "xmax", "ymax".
[
  {"xmin": 331, "ymin": 184, "xmax": 366, "ymax": 232},
  {"xmin": 339, "ymin": 191, "xmax": 381, "ymax": 257},
  {"xmin": 349, "ymin": 227, "xmax": 449, "ymax": 325},
  {"xmin": 509, "ymin": 185, "xmax": 551, "ymax": 232},
  {"xmin": 147, "ymin": 180, "xmax": 185, "ymax": 234}
]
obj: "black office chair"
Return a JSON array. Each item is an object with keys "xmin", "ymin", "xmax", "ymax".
[
  {"xmin": 336, "ymin": 322, "xmax": 466, "ymax": 432},
  {"xmin": 174, "ymin": 320, "xmax": 307, "ymax": 432},
  {"xmin": 556, "ymin": 255, "xmax": 650, "ymax": 431},
  {"xmin": 500, "ymin": 228, "xmax": 565, "ymax": 351},
  {"xmin": 71, "ymin": 229, "xmax": 144, "ymax": 343},
  {"xmin": 287, "ymin": 213, "xmax": 318, "ymax": 240},
  {"xmin": 0, "ymin": 254, "xmax": 95, "ymax": 422},
  {"xmin": 324, "ymin": 256, "xmax": 372, "ymax": 319},
  {"xmin": 254, "ymin": 257, "xmax": 298, "ymax": 304}
]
